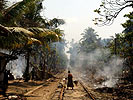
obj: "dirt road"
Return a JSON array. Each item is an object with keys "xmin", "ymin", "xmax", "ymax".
[
  {"xmin": 25, "ymin": 72, "xmax": 66, "ymax": 100},
  {"xmin": 63, "ymin": 83, "xmax": 90, "ymax": 100},
  {"xmin": 1, "ymin": 71, "xmax": 119, "ymax": 100},
  {"xmin": 24, "ymin": 73, "xmax": 91, "ymax": 100},
  {"xmin": 25, "ymin": 78, "xmax": 60, "ymax": 100}
]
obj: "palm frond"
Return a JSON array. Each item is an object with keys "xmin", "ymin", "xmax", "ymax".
[
  {"xmin": 3, "ymin": 0, "xmax": 41, "ymax": 26},
  {"xmin": 0, "ymin": 26, "xmax": 40, "ymax": 49},
  {"xmin": 28, "ymin": 27, "xmax": 59, "ymax": 43}
]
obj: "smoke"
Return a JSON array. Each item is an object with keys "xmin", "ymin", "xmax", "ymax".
[
  {"xmin": 51, "ymin": 42, "xmax": 68, "ymax": 68},
  {"xmin": 6, "ymin": 56, "xmax": 26, "ymax": 79},
  {"xmin": 69, "ymin": 48, "xmax": 124, "ymax": 88},
  {"xmin": 0, "ymin": 49, "xmax": 26, "ymax": 79},
  {"xmin": 5, "ymin": 41, "xmax": 68, "ymax": 79},
  {"xmin": 97, "ymin": 56, "xmax": 123, "ymax": 87}
]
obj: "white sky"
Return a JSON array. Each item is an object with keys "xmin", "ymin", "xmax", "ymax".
[
  {"xmin": 9, "ymin": 0, "xmax": 132, "ymax": 42},
  {"xmin": 42, "ymin": 0, "xmax": 132, "ymax": 42}
]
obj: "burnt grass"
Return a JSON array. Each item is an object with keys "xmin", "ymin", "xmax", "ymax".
[{"xmin": 94, "ymin": 83, "xmax": 133, "ymax": 99}]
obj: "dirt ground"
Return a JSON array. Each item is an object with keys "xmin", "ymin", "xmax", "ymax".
[
  {"xmin": 63, "ymin": 83, "xmax": 89, "ymax": 100},
  {"xmin": 0, "ymin": 72, "xmax": 66, "ymax": 100},
  {"xmin": 1, "ymin": 71, "xmax": 133, "ymax": 100},
  {"xmin": 25, "ymin": 78, "xmax": 60, "ymax": 100},
  {"xmin": 51, "ymin": 77, "xmax": 90, "ymax": 100}
]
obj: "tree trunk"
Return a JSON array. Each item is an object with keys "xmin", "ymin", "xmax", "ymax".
[
  {"xmin": 114, "ymin": 38, "xmax": 117, "ymax": 55},
  {"xmin": 129, "ymin": 37, "xmax": 133, "ymax": 82},
  {"xmin": 24, "ymin": 51, "xmax": 30, "ymax": 82},
  {"xmin": 0, "ymin": 57, "xmax": 8, "ymax": 96}
]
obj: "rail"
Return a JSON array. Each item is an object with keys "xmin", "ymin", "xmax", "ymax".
[
  {"xmin": 59, "ymin": 80, "xmax": 96, "ymax": 100},
  {"xmin": 79, "ymin": 81, "xmax": 96, "ymax": 100}
]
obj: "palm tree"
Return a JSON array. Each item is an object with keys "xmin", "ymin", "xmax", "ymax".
[
  {"xmin": 0, "ymin": 24, "xmax": 61, "ymax": 89},
  {"xmin": 23, "ymin": 27, "xmax": 62, "ymax": 81},
  {"xmin": 0, "ymin": 0, "xmax": 64, "ymax": 90},
  {"xmin": 2, "ymin": 0, "xmax": 42, "ymax": 26},
  {"xmin": 0, "ymin": 24, "xmax": 37, "ymax": 94}
]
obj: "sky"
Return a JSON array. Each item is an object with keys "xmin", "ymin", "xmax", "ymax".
[
  {"xmin": 8, "ymin": 0, "xmax": 132, "ymax": 42},
  {"xmin": 42, "ymin": 0, "xmax": 132, "ymax": 42}
]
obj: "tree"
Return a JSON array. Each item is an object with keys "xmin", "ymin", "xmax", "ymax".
[
  {"xmin": 1, "ymin": 0, "xmax": 43, "ymax": 26},
  {"xmin": 122, "ymin": 12, "xmax": 133, "ymax": 30},
  {"xmin": 68, "ymin": 28, "xmax": 102, "ymax": 68},
  {"xmin": 0, "ymin": 24, "xmax": 39, "ymax": 94},
  {"xmin": 94, "ymin": 0, "xmax": 133, "ymax": 26},
  {"xmin": 107, "ymin": 12, "xmax": 133, "ymax": 81},
  {"xmin": 0, "ymin": 24, "xmax": 38, "ymax": 50},
  {"xmin": 1, "ymin": 0, "xmax": 65, "ymax": 28},
  {"xmin": 22, "ymin": 28, "xmax": 62, "ymax": 81},
  {"xmin": 0, "ymin": 0, "xmax": 65, "ymax": 82},
  {"xmin": 68, "ymin": 39, "xmax": 80, "ymax": 67},
  {"xmin": 121, "ymin": 12, "xmax": 133, "ymax": 77},
  {"xmin": 0, "ymin": 25, "xmax": 62, "ymax": 82},
  {"xmin": 0, "ymin": 0, "xmax": 65, "ymax": 84},
  {"xmin": 79, "ymin": 27, "xmax": 102, "ymax": 53}
]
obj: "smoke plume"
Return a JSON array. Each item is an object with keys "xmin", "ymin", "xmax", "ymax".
[{"xmin": 69, "ymin": 48, "xmax": 123, "ymax": 87}]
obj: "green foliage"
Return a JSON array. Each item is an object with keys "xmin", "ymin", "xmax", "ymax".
[
  {"xmin": 1, "ymin": 0, "xmax": 43, "ymax": 26},
  {"xmin": 47, "ymin": 18, "xmax": 65, "ymax": 29},
  {"xmin": 108, "ymin": 12, "xmax": 133, "ymax": 59},
  {"xmin": 122, "ymin": 12, "xmax": 133, "ymax": 29},
  {"xmin": 51, "ymin": 42, "xmax": 68, "ymax": 68},
  {"xmin": 0, "ymin": 0, "xmax": 65, "ymax": 28},
  {"xmin": 107, "ymin": 12, "xmax": 133, "ymax": 79},
  {"xmin": 79, "ymin": 27, "xmax": 102, "ymax": 53},
  {"xmin": 0, "ymin": 0, "xmax": 66, "ymax": 81}
]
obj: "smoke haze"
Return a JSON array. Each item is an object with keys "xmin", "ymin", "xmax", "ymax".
[{"xmin": 69, "ymin": 48, "xmax": 123, "ymax": 87}]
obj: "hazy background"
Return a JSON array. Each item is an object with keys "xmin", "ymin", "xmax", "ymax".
[{"xmin": 42, "ymin": 0, "xmax": 132, "ymax": 42}]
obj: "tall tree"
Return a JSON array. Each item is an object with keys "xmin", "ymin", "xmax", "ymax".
[
  {"xmin": 68, "ymin": 39, "xmax": 80, "ymax": 67},
  {"xmin": 1, "ymin": 0, "xmax": 65, "ymax": 28},
  {"xmin": 121, "ymin": 12, "xmax": 133, "ymax": 72},
  {"xmin": 107, "ymin": 12, "xmax": 133, "ymax": 81},
  {"xmin": 79, "ymin": 27, "xmax": 102, "ymax": 53},
  {"xmin": 1, "ymin": 0, "xmax": 45, "ymax": 26},
  {"xmin": 0, "ymin": 0, "xmax": 65, "ymax": 83}
]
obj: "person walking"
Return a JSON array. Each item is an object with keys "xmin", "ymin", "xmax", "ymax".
[{"xmin": 67, "ymin": 71, "xmax": 74, "ymax": 90}]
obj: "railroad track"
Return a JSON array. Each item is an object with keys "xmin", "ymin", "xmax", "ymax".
[
  {"xmin": 58, "ymin": 80, "xmax": 96, "ymax": 100},
  {"xmin": 79, "ymin": 81, "xmax": 96, "ymax": 100}
]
